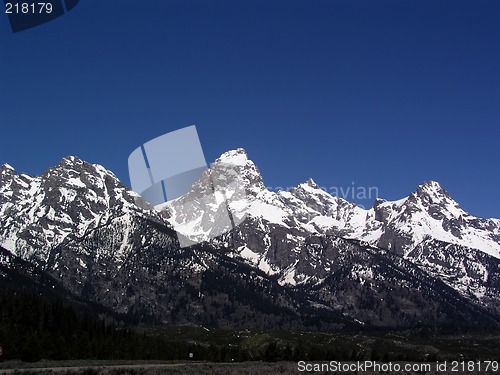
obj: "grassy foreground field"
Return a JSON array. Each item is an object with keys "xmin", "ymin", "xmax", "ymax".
[
  {"xmin": 1, "ymin": 329, "xmax": 499, "ymax": 374},
  {"xmin": 1, "ymin": 361, "xmax": 500, "ymax": 375},
  {"xmin": 0, "ymin": 361, "xmax": 292, "ymax": 375}
]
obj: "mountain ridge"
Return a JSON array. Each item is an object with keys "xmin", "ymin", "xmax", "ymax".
[
  {"xmin": 1, "ymin": 149, "xmax": 499, "ymax": 328},
  {"xmin": 161, "ymin": 148, "xmax": 500, "ymax": 260}
]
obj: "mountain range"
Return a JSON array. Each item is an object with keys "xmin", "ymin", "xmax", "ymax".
[{"xmin": 1, "ymin": 149, "xmax": 499, "ymax": 329}]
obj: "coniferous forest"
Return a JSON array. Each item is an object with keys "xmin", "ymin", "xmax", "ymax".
[
  {"xmin": 0, "ymin": 288, "xmax": 250, "ymax": 363},
  {"xmin": 1, "ymin": 288, "xmax": 500, "ymax": 365},
  {"xmin": 0, "ymin": 288, "xmax": 334, "ymax": 363}
]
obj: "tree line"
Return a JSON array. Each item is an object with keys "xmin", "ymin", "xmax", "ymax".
[{"xmin": 0, "ymin": 289, "xmax": 341, "ymax": 363}]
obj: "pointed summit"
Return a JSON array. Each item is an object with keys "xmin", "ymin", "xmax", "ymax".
[
  {"xmin": 215, "ymin": 148, "xmax": 249, "ymax": 166},
  {"xmin": 205, "ymin": 149, "xmax": 265, "ymax": 196},
  {"xmin": 306, "ymin": 178, "xmax": 320, "ymax": 189},
  {"xmin": 1, "ymin": 163, "xmax": 15, "ymax": 172},
  {"xmin": 415, "ymin": 180, "xmax": 452, "ymax": 201},
  {"xmin": 60, "ymin": 155, "xmax": 85, "ymax": 168},
  {"xmin": 418, "ymin": 180, "xmax": 443, "ymax": 191},
  {"xmin": 296, "ymin": 178, "xmax": 325, "ymax": 192},
  {"xmin": 0, "ymin": 163, "xmax": 16, "ymax": 181}
]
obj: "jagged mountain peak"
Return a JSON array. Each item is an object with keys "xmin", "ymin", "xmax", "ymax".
[
  {"xmin": 0, "ymin": 164, "xmax": 17, "ymax": 181},
  {"xmin": 45, "ymin": 156, "xmax": 121, "ymax": 186},
  {"xmin": 1, "ymin": 163, "xmax": 15, "ymax": 172},
  {"xmin": 415, "ymin": 180, "xmax": 450, "ymax": 198},
  {"xmin": 408, "ymin": 180, "xmax": 463, "ymax": 217},
  {"xmin": 372, "ymin": 197, "xmax": 388, "ymax": 207},
  {"xmin": 294, "ymin": 178, "xmax": 329, "ymax": 197},
  {"xmin": 291, "ymin": 178, "xmax": 356, "ymax": 211},
  {"xmin": 419, "ymin": 179, "xmax": 442, "ymax": 189},
  {"xmin": 209, "ymin": 148, "xmax": 265, "ymax": 194},
  {"xmin": 0, "ymin": 155, "xmax": 162, "ymax": 265},
  {"xmin": 305, "ymin": 178, "xmax": 319, "ymax": 188},
  {"xmin": 365, "ymin": 180, "xmax": 500, "ymax": 259},
  {"xmin": 214, "ymin": 148, "xmax": 250, "ymax": 166},
  {"xmin": 60, "ymin": 155, "xmax": 84, "ymax": 166}
]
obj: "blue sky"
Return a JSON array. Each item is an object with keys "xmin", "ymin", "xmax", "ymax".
[{"xmin": 1, "ymin": 0, "xmax": 499, "ymax": 218}]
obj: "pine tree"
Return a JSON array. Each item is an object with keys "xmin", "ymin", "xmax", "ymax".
[{"xmin": 21, "ymin": 334, "xmax": 42, "ymax": 362}]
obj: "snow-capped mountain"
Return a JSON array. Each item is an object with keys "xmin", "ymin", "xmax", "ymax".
[
  {"xmin": 0, "ymin": 156, "xmax": 161, "ymax": 267},
  {"xmin": 160, "ymin": 148, "xmax": 500, "ymax": 308},
  {"xmin": 167, "ymin": 148, "xmax": 500, "ymax": 259},
  {"xmin": 1, "ymin": 149, "xmax": 499, "ymax": 328},
  {"xmin": 162, "ymin": 148, "xmax": 500, "ymax": 257}
]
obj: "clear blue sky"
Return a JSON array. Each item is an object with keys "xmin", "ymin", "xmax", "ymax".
[{"xmin": 1, "ymin": 0, "xmax": 499, "ymax": 218}]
